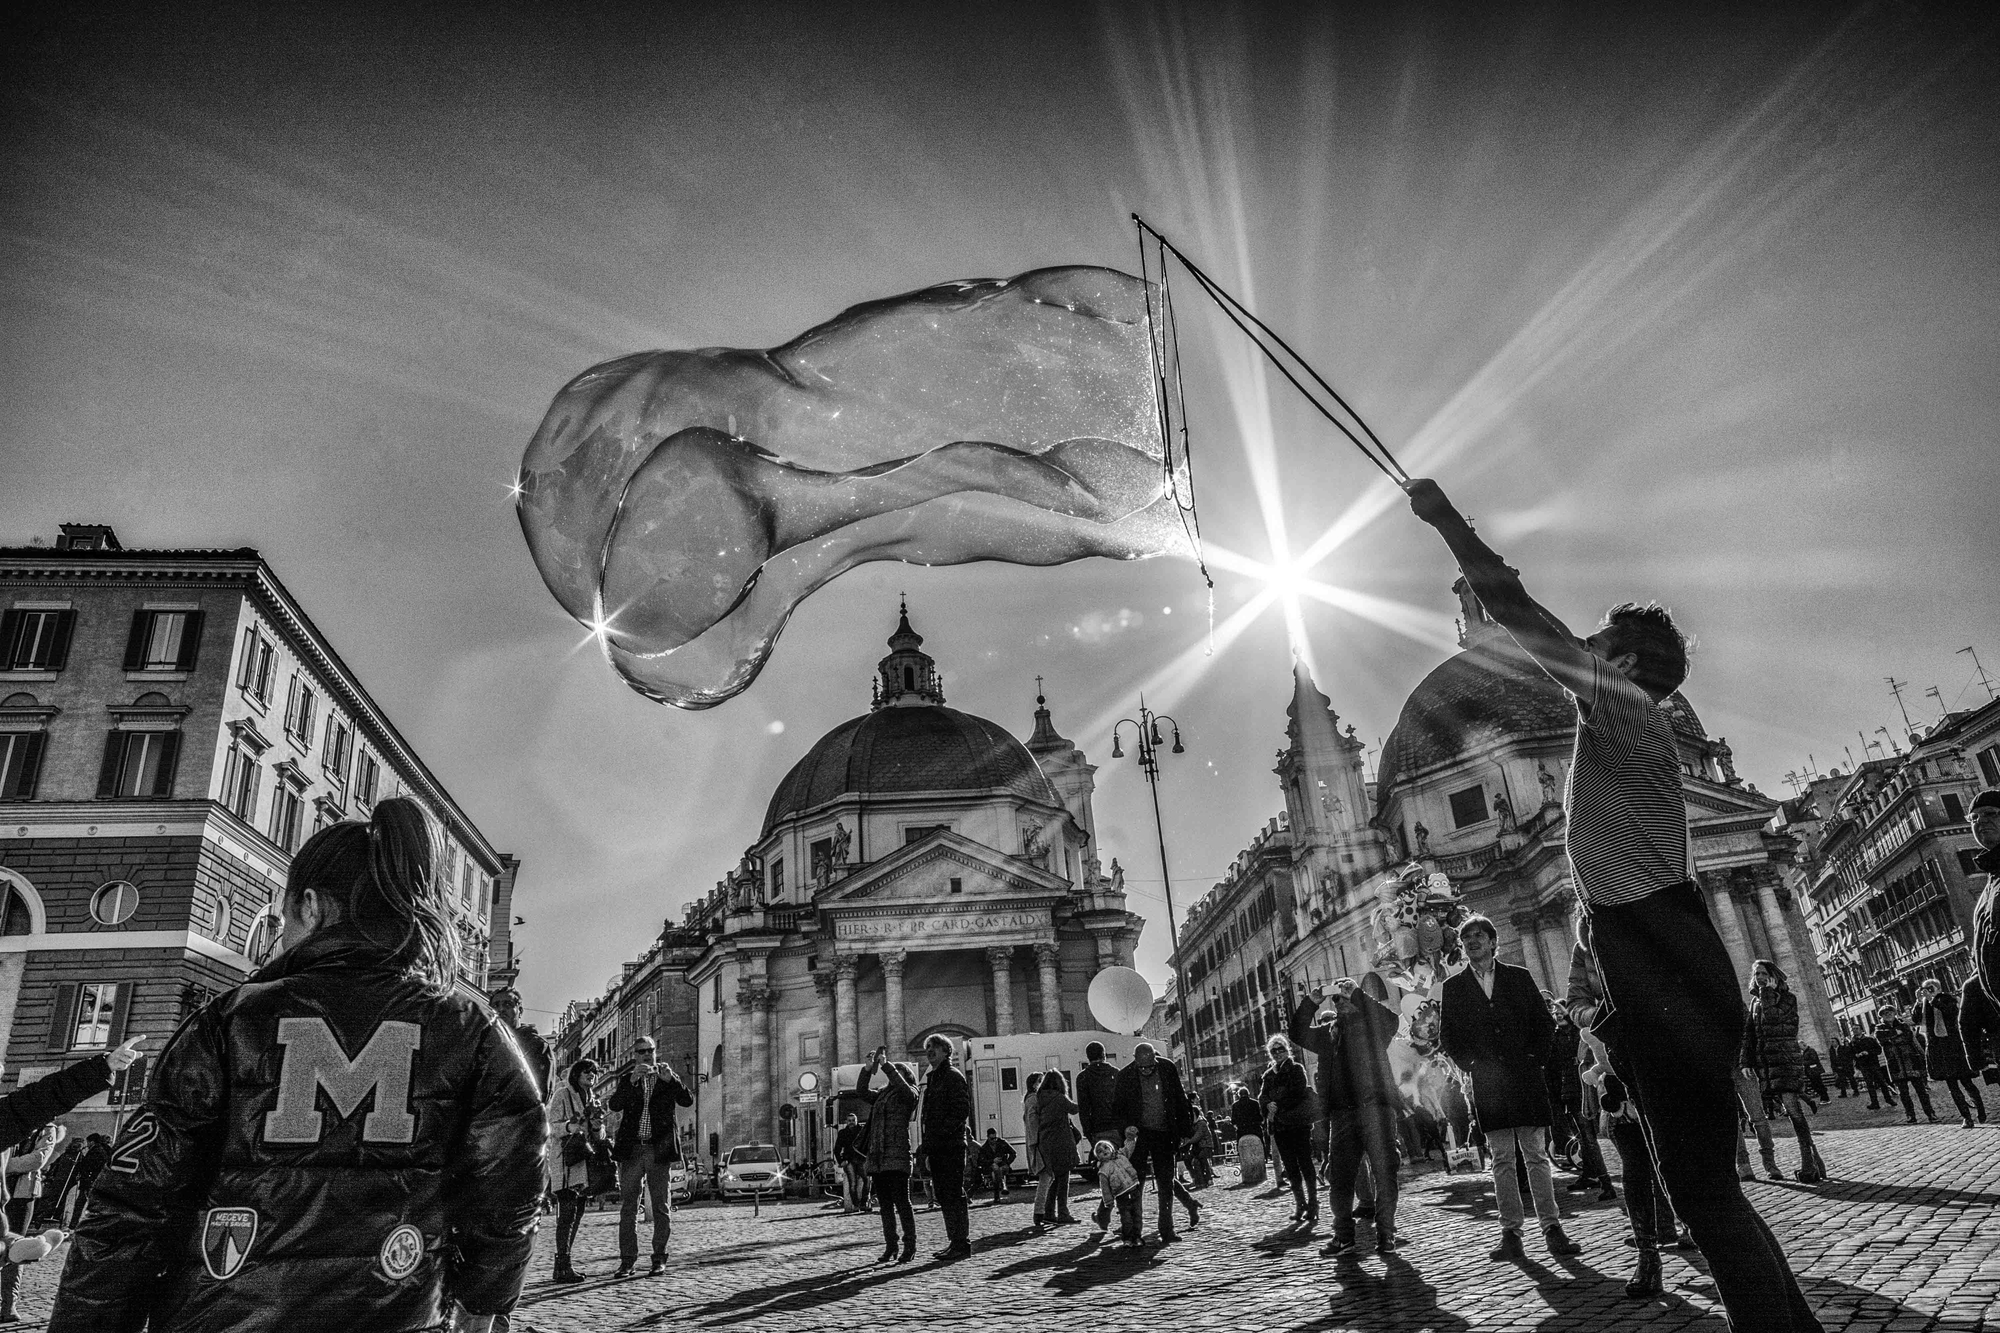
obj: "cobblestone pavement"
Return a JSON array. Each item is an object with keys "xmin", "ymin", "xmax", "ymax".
[{"xmin": 6, "ymin": 1106, "xmax": 1994, "ymax": 1330}]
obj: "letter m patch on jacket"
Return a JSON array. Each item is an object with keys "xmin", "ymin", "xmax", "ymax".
[{"xmin": 263, "ymin": 1018, "xmax": 423, "ymax": 1144}]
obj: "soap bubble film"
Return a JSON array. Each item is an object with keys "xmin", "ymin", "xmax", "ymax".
[{"xmin": 517, "ymin": 266, "xmax": 1187, "ymax": 707}]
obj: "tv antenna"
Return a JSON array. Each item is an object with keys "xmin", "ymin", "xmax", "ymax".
[
  {"xmin": 1961, "ymin": 646, "xmax": 1996, "ymax": 702},
  {"xmin": 1885, "ymin": 677, "xmax": 1914, "ymax": 732}
]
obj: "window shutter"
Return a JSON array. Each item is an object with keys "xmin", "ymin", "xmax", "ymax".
[
  {"xmin": 174, "ymin": 610, "xmax": 204, "ymax": 671},
  {"xmin": 0, "ymin": 611, "xmax": 20, "ymax": 668},
  {"xmin": 45, "ymin": 610, "xmax": 76, "ymax": 670},
  {"xmin": 151, "ymin": 732, "xmax": 182, "ymax": 798},
  {"xmin": 107, "ymin": 982, "xmax": 134, "ymax": 1046},
  {"xmin": 46, "ymin": 982, "xmax": 77, "ymax": 1052},
  {"xmin": 239, "ymin": 629, "xmax": 258, "ymax": 687},
  {"xmin": 7, "ymin": 733, "xmax": 45, "ymax": 799},
  {"xmin": 123, "ymin": 611, "xmax": 151, "ymax": 671},
  {"xmin": 98, "ymin": 731, "xmax": 127, "ymax": 798},
  {"xmin": 246, "ymin": 765, "xmax": 261, "ymax": 824}
]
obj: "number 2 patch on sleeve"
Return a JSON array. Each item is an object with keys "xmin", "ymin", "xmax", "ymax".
[{"xmin": 107, "ymin": 1109, "xmax": 161, "ymax": 1174}]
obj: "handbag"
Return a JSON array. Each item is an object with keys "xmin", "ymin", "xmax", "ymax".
[
  {"xmin": 562, "ymin": 1132, "xmax": 591, "ymax": 1168},
  {"xmin": 585, "ymin": 1145, "xmax": 618, "ymax": 1197}
]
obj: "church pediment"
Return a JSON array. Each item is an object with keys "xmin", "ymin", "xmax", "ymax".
[
  {"xmin": 816, "ymin": 829, "xmax": 1071, "ymax": 907},
  {"xmin": 1684, "ymin": 777, "xmax": 1779, "ymax": 819}
]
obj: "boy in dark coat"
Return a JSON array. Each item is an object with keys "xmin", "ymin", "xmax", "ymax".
[
  {"xmin": 1439, "ymin": 915, "xmax": 1579, "ymax": 1261},
  {"xmin": 1290, "ymin": 979, "xmax": 1404, "ymax": 1252}
]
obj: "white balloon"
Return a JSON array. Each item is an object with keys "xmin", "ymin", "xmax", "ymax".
[{"xmin": 1088, "ymin": 966, "xmax": 1157, "ymax": 1034}]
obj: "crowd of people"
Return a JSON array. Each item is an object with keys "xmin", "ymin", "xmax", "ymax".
[{"xmin": 4, "ymin": 477, "xmax": 1994, "ymax": 1333}]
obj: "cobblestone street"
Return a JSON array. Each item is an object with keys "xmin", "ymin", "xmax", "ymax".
[{"xmin": 16, "ymin": 1106, "xmax": 1989, "ymax": 1331}]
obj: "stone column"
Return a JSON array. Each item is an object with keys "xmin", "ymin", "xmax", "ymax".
[
  {"xmin": 758, "ymin": 988, "xmax": 782, "ymax": 1147},
  {"xmin": 813, "ymin": 970, "xmax": 838, "ymax": 1066},
  {"xmin": 987, "ymin": 946, "xmax": 1016, "ymax": 1036},
  {"xmin": 1754, "ymin": 882, "xmax": 1822, "ymax": 1048},
  {"xmin": 882, "ymin": 950, "xmax": 908, "ymax": 1054},
  {"xmin": 834, "ymin": 956, "xmax": 860, "ymax": 1066},
  {"xmin": 1511, "ymin": 912, "xmax": 1549, "ymax": 992},
  {"xmin": 1035, "ymin": 942, "xmax": 1063, "ymax": 1032},
  {"xmin": 1702, "ymin": 875, "xmax": 1756, "ymax": 988},
  {"xmin": 740, "ymin": 984, "xmax": 775, "ymax": 1149}
]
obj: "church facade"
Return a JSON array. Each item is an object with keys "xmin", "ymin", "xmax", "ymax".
[{"xmin": 681, "ymin": 608, "xmax": 1143, "ymax": 1156}]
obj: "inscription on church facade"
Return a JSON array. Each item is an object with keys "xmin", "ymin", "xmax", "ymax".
[{"xmin": 834, "ymin": 910, "xmax": 1045, "ymax": 941}]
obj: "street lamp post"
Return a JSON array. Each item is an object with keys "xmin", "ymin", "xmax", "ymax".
[{"xmin": 1110, "ymin": 699, "xmax": 1209, "ymax": 1098}]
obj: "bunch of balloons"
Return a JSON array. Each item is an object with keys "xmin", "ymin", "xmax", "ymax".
[{"xmin": 1365, "ymin": 861, "xmax": 1467, "ymax": 1006}]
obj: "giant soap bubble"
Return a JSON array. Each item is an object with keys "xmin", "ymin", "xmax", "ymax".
[{"xmin": 517, "ymin": 267, "xmax": 1186, "ymax": 708}]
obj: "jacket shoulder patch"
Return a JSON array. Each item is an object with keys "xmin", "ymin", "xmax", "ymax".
[
  {"xmin": 378, "ymin": 1223, "xmax": 425, "ymax": 1280},
  {"xmin": 202, "ymin": 1207, "xmax": 259, "ymax": 1280}
]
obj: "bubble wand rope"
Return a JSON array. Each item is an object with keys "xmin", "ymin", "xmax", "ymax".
[
  {"xmin": 1132, "ymin": 214, "xmax": 1411, "ymax": 486},
  {"xmin": 1137, "ymin": 223, "xmax": 1217, "ymax": 652}
]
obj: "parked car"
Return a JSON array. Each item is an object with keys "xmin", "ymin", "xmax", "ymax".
[
  {"xmin": 717, "ymin": 1143, "xmax": 785, "ymax": 1199},
  {"xmin": 669, "ymin": 1162, "xmax": 693, "ymax": 1203}
]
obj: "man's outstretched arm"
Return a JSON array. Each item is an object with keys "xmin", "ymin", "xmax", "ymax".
[{"xmin": 1403, "ymin": 478, "xmax": 1597, "ymax": 699}]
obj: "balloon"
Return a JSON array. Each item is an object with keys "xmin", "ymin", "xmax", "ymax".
[
  {"xmin": 1087, "ymin": 966, "xmax": 1157, "ymax": 1034},
  {"xmin": 1399, "ymin": 992, "xmax": 1425, "ymax": 1015}
]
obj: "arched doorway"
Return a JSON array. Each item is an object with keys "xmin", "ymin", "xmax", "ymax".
[{"xmin": 0, "ymin": 868, "xmax": 48, "ymax": 1072}]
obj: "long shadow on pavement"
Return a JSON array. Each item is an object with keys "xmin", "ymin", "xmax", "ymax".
[
  {"xmin": 1289, "ymin": 1253, "xmax": 1476, "ymax": 1332},
  {"xmin": 646, "ymin": 1253, "xmax": 931, "ymax": 1327},
  {"xmin": 1762, "ymin": 1177, "xmax": 2000, "ymax": 1210}
]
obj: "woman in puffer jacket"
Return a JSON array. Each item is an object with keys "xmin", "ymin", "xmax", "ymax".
[
  {"xmin": 1738, "ymin": 961, "xmax": 1824, "ymax": 1183},
  {"xmin": 50, "ymin": 797, "xmax": 546, "ymax": 1333},
  {"xmin": 1874, "ymin": 1001, "xmax": 1938, "ymax": 1124},
  {"xmin": 547, "ymin": 1058, "xmax": 606, "ymax": 1282},
  {"xmin": 856, "ymin": 1048, "xmax": 919, "ymax": 1264}
]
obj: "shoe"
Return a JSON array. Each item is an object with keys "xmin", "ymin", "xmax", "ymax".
[
  {"xmin": 1375, "ymin": 1229, "xmax": 1400, "ymax": 1253},
  {"xmin": 1489, "ymin": 1229, "xmax": 1526, "ymax": 1262},
  {"xmin": 1625, "ymin": 1248, "xmax": 1663, "ymax": 1298},
  {"xmin": 1736, "ymin": 1163, "xmax": 1757, "ymax": 1181},
  {"xmin": 1964, "ymin": 1117, "xmax": 1976, "ymax": 1130},
  {"xmin": 649, "ymin": 1256, "xmax": 666, "ymax": 1275},
  {"xmin": 1031, "ymin": 1212, "xmax": 1048, "ymax": 1229},
  {"xmin": 1926, "ymin": 1113, "xmax": 1939, "ymax": 1123},
  {"xmin": 552, "ymin": 1262, "xmax": 585, "ymax": 1284},
  {"xmin": 1159, "ymin": 1229, "xmax": 1181, "ymax": 1243},
  {"xmin": 1765, "ymin": 1164, "xmax": 1787, "ymax": 1181},
  {"xmin": 1544, "ymin": 1224, "xmax": 1582, "ymax": 1256},
  {"xmin": 897, "ymin": 1241, "xmax": 916, "ymax": 1264},
  {"xmin": 880, "ymin": 1244, "xmax": 898, "ymax": 1263},
  {"xmin": 612, "ymin": 1265, "xmax": 636, "ymax": 1279},
  {"xmin": 1187, "ymin": 1200, "xmax": 1202, "ymax": 1229},
  {"xmin": 1596, "ymin": 1182, "xmax": 1618, "ymax": 1203},
  {"xmin": 933, "ymin": 1244, "xmax": 972, "ymax": 1262},
  {"xmin": 1567, "ymin": 1177, "xmax": 1598, "ymax": 1192},
  {"xmin": 1329, "ymin": 1236, "xmax": 1359, "ymax": 1256}
]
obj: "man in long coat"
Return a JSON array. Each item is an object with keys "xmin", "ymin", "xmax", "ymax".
[{"xmin": 1439, "ymin": 915, "xmax": 1580, "ymax": 1261}]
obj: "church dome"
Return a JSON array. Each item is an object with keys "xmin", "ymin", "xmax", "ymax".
[
  {"xmin": 761, "ymin": 705, "xmax": 1059, "ymax": 835},
  {"xmin": 760, "ymin": 604, "xmax": 1060, "ymax": 835},
  {"xmin": 1374, "ymin": 635, "xmax": 1574, "ymax": 812}
]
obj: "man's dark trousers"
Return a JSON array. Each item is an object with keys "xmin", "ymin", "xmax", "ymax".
[
  {"xmin": 1325, "ymin": 1104, "xmax": 1399, "ymax": 1241},
  {"xmin": 618, "ymin": 1141, "xmax": 672, "ymax": 1266},
  {"xmin": 1128, "ymin": 1128, "xmax": 1195, "ymax": 1238},
  {"xmin": 927, "ymin": 1144, "xmax": 970, "ymax": 1248},
  {"xmin": 1591, "ymin": 881, "xmax": 1821, "ymax": 1332}
]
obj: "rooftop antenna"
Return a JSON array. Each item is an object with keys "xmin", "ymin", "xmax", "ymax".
[
  {"xmin": 1886, "ymin": 677, "xmax": 1914, "ymax": 731},
  {"xmin": 1843, "ymin": 746, "xmax": 1856, "ymax": 770},
  {"xmin": 1923, "ymin": 684, "xmax": 1946, "ymax": 722},
  {"xmin": 1960, "ymin": 646, "xmax": 1996, "ymax": 701},
  {"xmin": 1875, "ymin": 726, "xmax": 1902, "ymax": 757},
  {"xmin": 1783, "ymin": 770, "xmax": 1804, "ymax": 797}
]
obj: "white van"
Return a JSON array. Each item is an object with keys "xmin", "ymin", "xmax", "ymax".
[{"xmin": 956, "ymin": 1030, "xmax": 1131, "ymax": 1174}]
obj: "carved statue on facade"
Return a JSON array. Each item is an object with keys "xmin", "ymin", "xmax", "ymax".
[
  {"xmin": 1493, "ymin": 792, "xmax": 1516, "ymax": 832},
  {"xmin": 1537, "ymin": 762, "xmax": 1558, "ymax": 807},
  {"xmin": 1413, "ymin": 822, "xmax": 1431, "ymax": 856},
  {"xmin": 1108, "ymin": 858, "xmax": 1125, "ymax": 893},
  {"xmin": 831, "ymin": 820, "xmax": 851, "ymax": 865}
]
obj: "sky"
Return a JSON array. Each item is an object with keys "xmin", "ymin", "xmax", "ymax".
[{"xmin": 4, "ymin": 1, "xmax": 1997, "ymax": 1027}]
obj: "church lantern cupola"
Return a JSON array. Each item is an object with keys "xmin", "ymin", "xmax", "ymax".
[{"xmin": 873, "ymin": 597, "xmax": 946, "ymax": 709}]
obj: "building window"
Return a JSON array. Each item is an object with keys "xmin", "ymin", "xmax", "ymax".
[
  {"xmin": 712, "ymin": 976, "xmax": 722, "ymax": 1013},
  {"xmin": 1448, "ymin": 785, "xmax": 1490, "ymax": 829},
  {"xmin": 769, "ymin": 859, "xmax": 784, "ymax": 897},
  {"xmin": 0, "ymin": 609, "xmax": 75, "ymax": 671},
  {"xmin": 1941, "ymin": 792, "xmax": 1965, "ymax": 823},
  {"xmin": 245, "ymin": 907, "xmax": 283, "ymax": 965},
  {"xmin": 125, "ymin": 610, "xmax": 204, "ymax": 672},
  {"xmin": 904, "ymin": 824, "xmax": 949, "ymax": 844},
  {"xmin": 283, "ymin": 674, "xmax": 317, "ymax": 748},
  {"xmin": 0, "ymin": 881, "xmax": 32, "ymax": 937},
  {"xmin": 801, "ymin": 1031, "xmax": 822, "ymax": 1061},
  {"xmin": 810, "ymin": 838, "xmax": 834, "ymax": 883},
  {"xmin": 0, "ymin": 731, "xmax": 46, "ymax": 800},
  {"xmin": 237, "ymin": 627, "xmax": 278, "ymax": 701},
  {"xmin": 220, "ymin": 741, "xmax": 262, "ymax": 822},
  {"xmin": 355, "ymin": 752, "xmax": 381, "ymax": 807},
  {"xmin": 98, "ymin": 730, "xmax": 181, "ymax": 799},
  {"xmin": 55, "ymin": 981, "xmax": 128, "ymax": 1051},
  {"xmin": 322, "ymin": 716, "xmax": 352, "ymax": 789},
  {"xmin": 1978, "ymin": 746, "xmax": 2000, "ymax": 787},
  {"xmin": 949, "ymin": 877, "xmax": 963, "ymax": 894},
  {"xmin": 212, "ymin": 894, "xmax": 235, "ymax": 946},
  {"xmin": 91, "ymin": 880, "xmax": 141, "ymax": 926},
  {"xmin": 270, "ymin": 780, "xmax": 305, "ymax": 852}
]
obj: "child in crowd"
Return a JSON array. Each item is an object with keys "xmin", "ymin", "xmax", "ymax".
[{"xmin": 1091, "ymin": 1139, "xmax": 1142, "ymax": 1246}]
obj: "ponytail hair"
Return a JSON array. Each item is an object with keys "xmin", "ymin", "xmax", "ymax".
[{"xmin": 284, "ymin": 795, "xmax": 460, "ymax": 996}]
